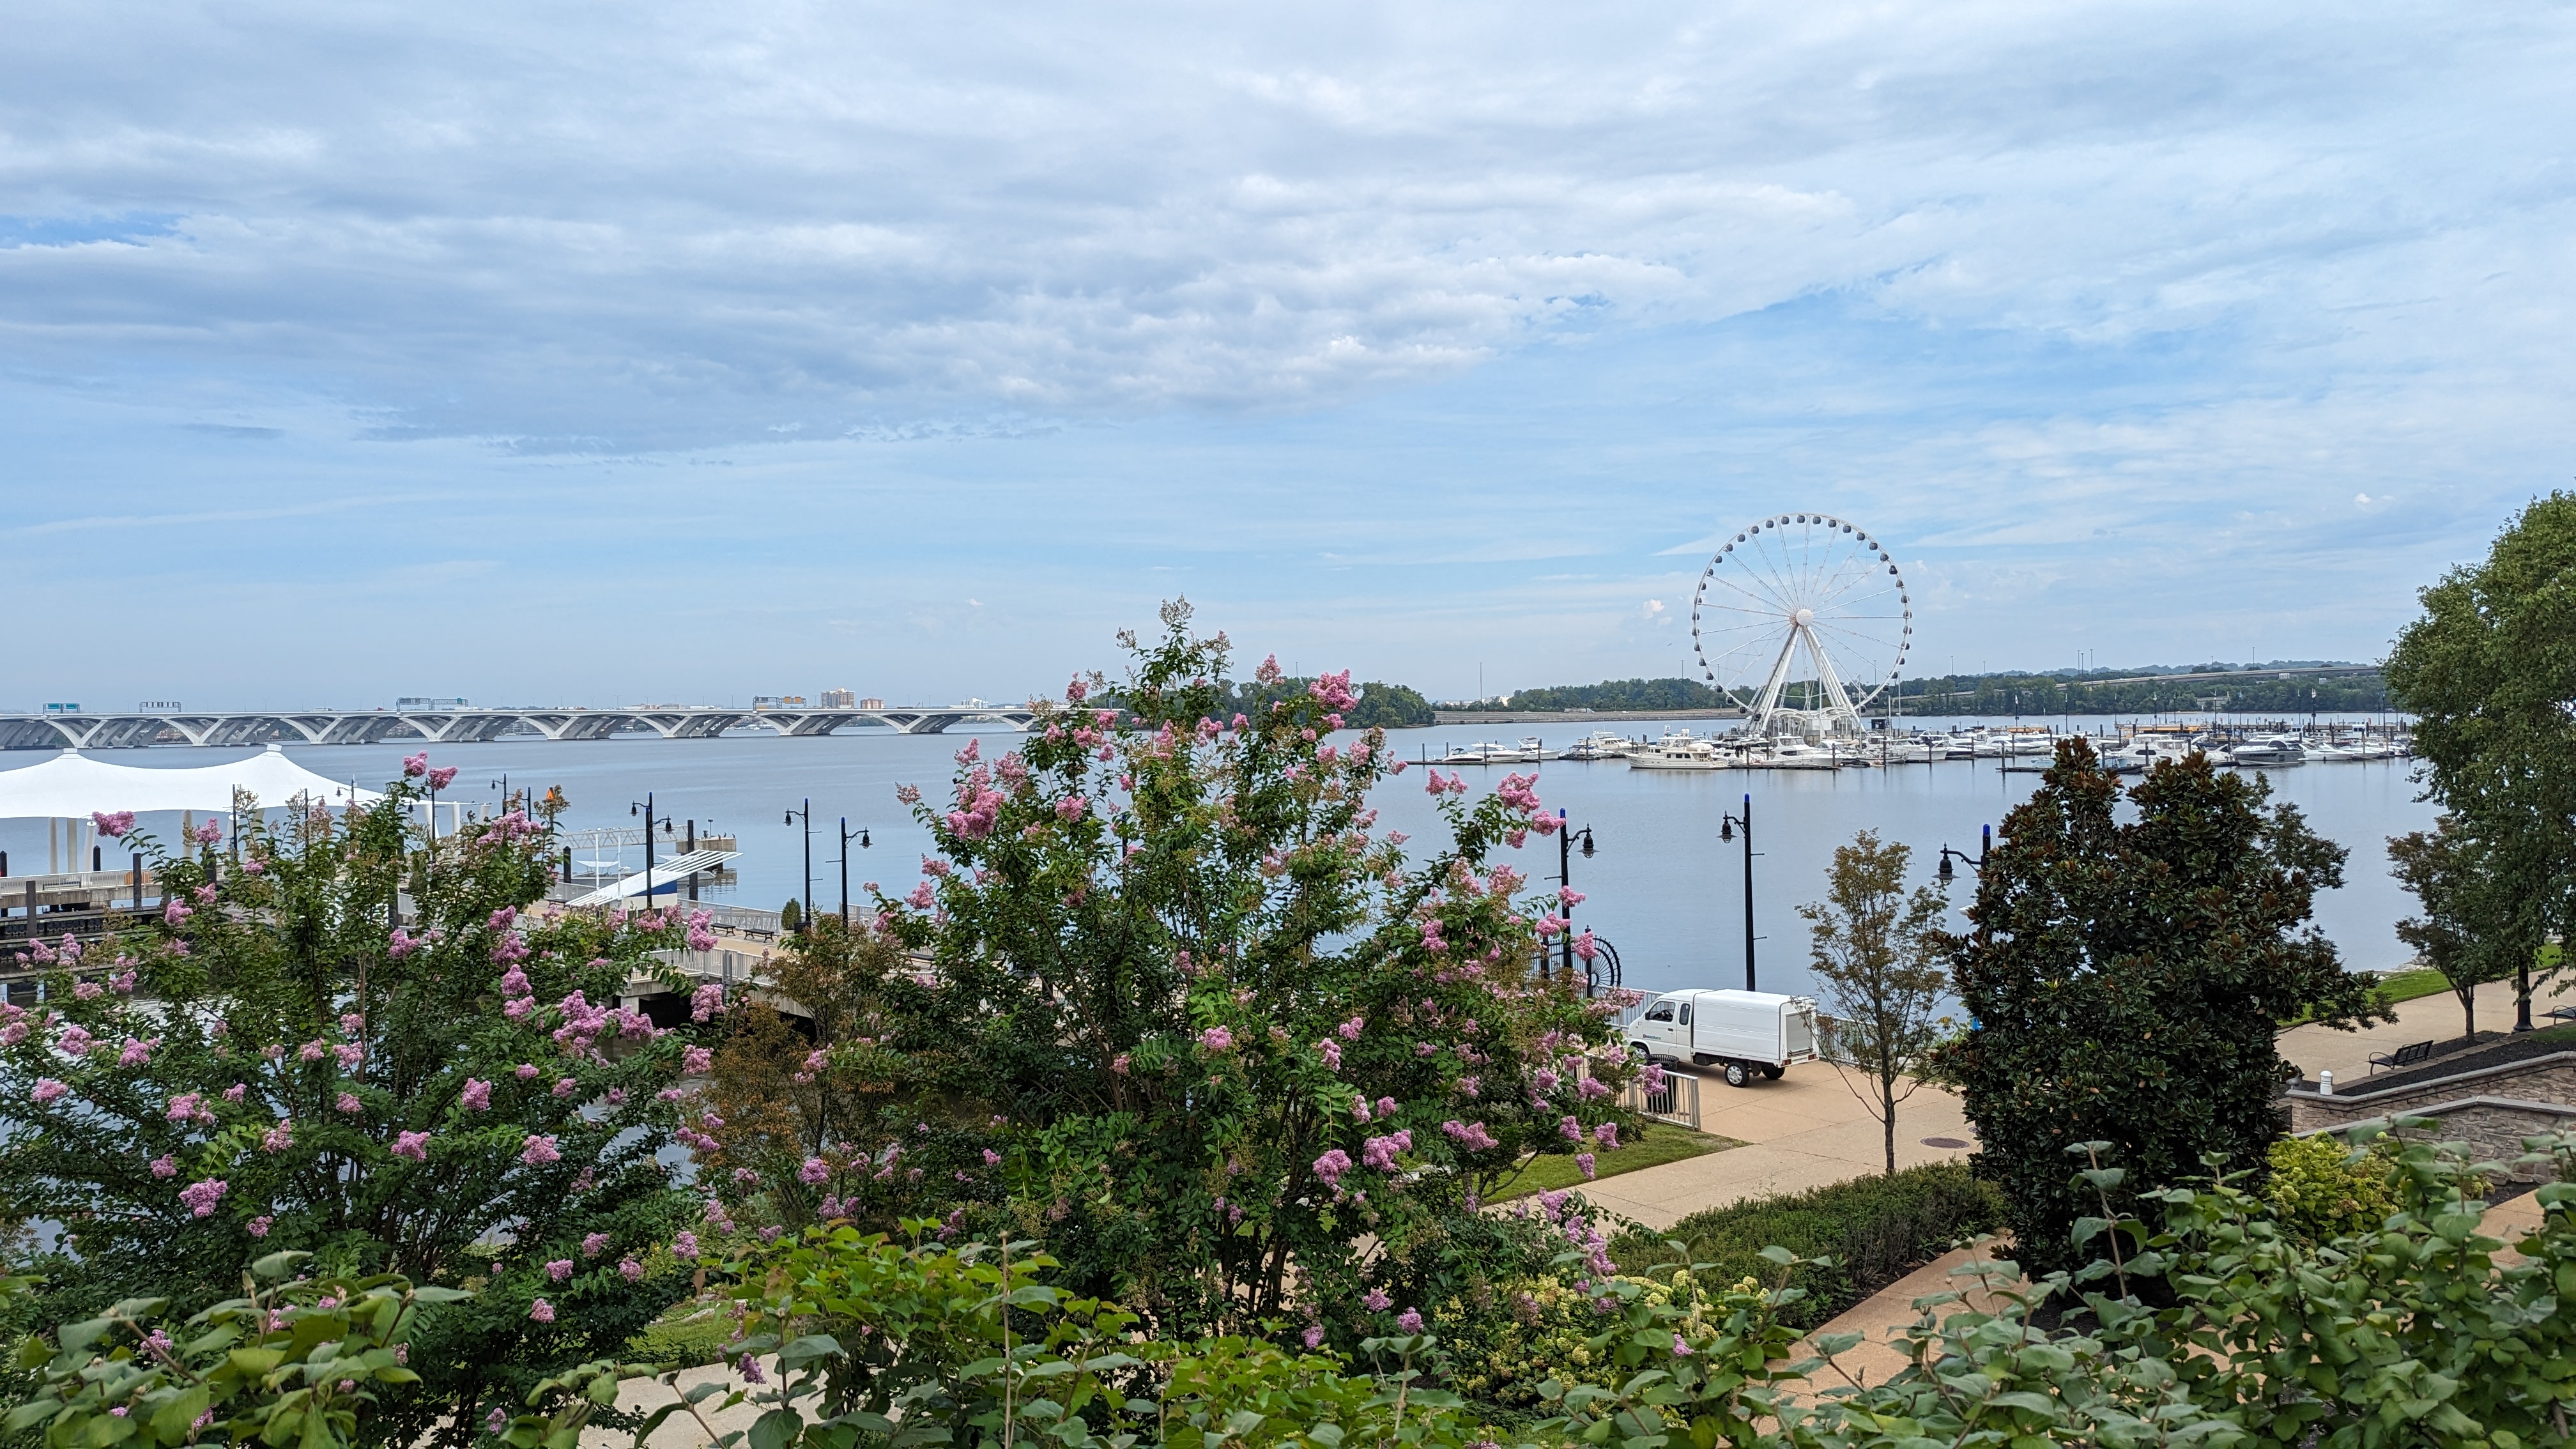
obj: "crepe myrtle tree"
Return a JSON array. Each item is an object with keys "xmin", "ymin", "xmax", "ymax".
[
  {"xmin": 691, "ymin": 602, "xmax": 1643, "ymax": 1346},
  {"xmin": 0, "ymin": 762, "xmax": 720, "ymax": 1449}
]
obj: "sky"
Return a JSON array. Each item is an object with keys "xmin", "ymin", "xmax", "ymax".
[{"xmin": 4, "ymin": 1, "xmax": 2572, "ymax": 709}]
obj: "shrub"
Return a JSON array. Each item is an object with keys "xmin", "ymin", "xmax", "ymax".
[
  {"xmin": 1609, "ymin": 1162, "xmax": 2006, "ymax": 1329},
  {"xmin": 2263, "ymin": 1132, "xmax": 2400, "ymax": 1243}
]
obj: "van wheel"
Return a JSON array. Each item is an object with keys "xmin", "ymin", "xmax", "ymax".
[
  {"xmin": 1722, "ymin": 1061, "xmax": 1751, "ymax": 1088},
  {"xmin": 1760, "ymin": 1064, "xmax": 1784, "ymax": 1080}
]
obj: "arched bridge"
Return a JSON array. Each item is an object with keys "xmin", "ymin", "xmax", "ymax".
[{"xmin": 0, "ymin": 705, "xmax": 1039, "ymax": 749}]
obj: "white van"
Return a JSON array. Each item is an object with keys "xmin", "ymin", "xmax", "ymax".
[{"xmin": 1627, "ymin": 989, "xmax": 1821, "ymax": 1087}]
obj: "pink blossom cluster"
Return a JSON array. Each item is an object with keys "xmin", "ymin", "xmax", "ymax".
[
  {"xmin": 1197, "ymin": 1025, "xmax": 1233, "ymax": 1053},
  {"xmin": 1440, "ymin": 1119, "xmax": 1500, "ymax": 1151},
  {"xmin": 91, "ymin": 810, "xmax": 135, "ymax": 838},
  {"xmin": 1360, "ymin": 1130, "xmax": 1412, "ymax": 1173},
  {"xmin": 262, "ymin": 1121, "xmax": 295, "ymax": 1153},
  {"xmin": 393, "ymin": 1131, "xmax": 431, "ymax": 1162},
  {"xmin": 691, "ymin": 983, "xmax": 726, "ymax": 1022},
  {"xmin": 521, "ymin": 1134, "xmax": 561, "ymax": 1165},
  {"xmin": 686, "ymin": 909, "xmax": 718, "ymax": 953},
  {"xmin": 178, "ymin": 1178, "xmax": 228, "ymax": 1217},
  {"xmin": 1310, "ymin": 1148, "xmax": 1353, "ymax": 1190}
]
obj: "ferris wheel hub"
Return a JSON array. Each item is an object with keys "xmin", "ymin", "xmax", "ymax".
[{"xmin": 1794, "ymin": 608, "xmax": 1814, "ymax": 626}]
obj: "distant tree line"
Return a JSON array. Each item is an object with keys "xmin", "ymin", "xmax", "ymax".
[
  {"xmin": 1101, "ymin": 676, "xmax": 1438, "ymax": 728},
  {"xmin": 1452, "ymin": 677, "xmax": 1731, "ymax": 712},
  {"xmin": 1446, "ymin": 668, "xmax": 2387, "ymax": 717},
  {"xmin": 1893, "ymin": 668, "xmax": 2389, "ymax": 717}
]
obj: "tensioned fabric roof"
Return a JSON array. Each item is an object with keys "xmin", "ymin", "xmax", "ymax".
[{"xmin": 0, "ymin": 745, "xmax": 386, "ymax": 820}]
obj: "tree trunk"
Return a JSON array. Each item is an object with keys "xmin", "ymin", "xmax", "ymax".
[
  {"xmin": 2459, "ymin": 985, "xmax": 2477, "ymax": 1043},
  {"xmin": 1882, "ymin": 1068, "xmax": 1898, "ymax": 1175}
]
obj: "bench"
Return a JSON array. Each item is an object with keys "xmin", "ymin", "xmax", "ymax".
[
  {"xmin": 2545, "ymin": 1006, "xmax": 2576, "ymax": 1025},
  {"xmin": 2368, "ymin": 1039, "xmax": 2435, "ymax": 1073}
]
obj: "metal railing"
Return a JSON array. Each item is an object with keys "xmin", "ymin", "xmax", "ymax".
[{"xmin": 1623, "ymin": 1069, "xmax": 1703, "ymax": 1131}]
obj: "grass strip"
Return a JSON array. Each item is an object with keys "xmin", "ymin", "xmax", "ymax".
[{"xmin": 1491, "ymin": 1123, "xmax": 1740, "ymax": 1200}]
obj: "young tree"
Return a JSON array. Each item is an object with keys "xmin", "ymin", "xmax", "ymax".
[
  {"xmin": 0, "ymin": 765, "xmax": 706, "ymax": 1448},
  {"xmin": 694, "ymin": 603, "xmax": 1640, "ymax": 1344},
  {"xmin": 1798, "ymin": 831, "xmax": 1951, "ymax": 1175},
  {"xmin": 2385, "ymin": 491, "xmax": 2576, "ymax": 1029},
  {"xmin": 2388, "ymin": 816, "xmax": 2531, "ymax": 1042},
  {"xmin": 1940, "ymin": 740, "xmax": 2383, "ymax": 1278}
]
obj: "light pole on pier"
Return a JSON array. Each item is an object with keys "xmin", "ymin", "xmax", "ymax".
[
  {"xmin": 1718, "ymin": 794, "xmax": 1758, "ymax": 992},
  {"xmin": 630, "ymin": 794, "xmax": 674, "ymax": 908},
  {"xmin": 784, "ymin": 799, "xmax": 814, "ymax": 928},
  {"xmin": 836, "ymin": 818, "xmax": 871, "ymax": 926}
]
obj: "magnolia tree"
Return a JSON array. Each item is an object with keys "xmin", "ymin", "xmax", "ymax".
[
  {"xmin": 0, "ymin": 762, "xmax": 714, "ymax": 1448},
  {"xmin": 693, "ymin": 604, "xmax": 1643, "ymax": 1344}
]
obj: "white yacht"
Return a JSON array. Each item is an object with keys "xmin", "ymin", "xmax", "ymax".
[
  {"xmin": 1628, "ymin": 732, "xmax": 1731, "ymax": 770},
  {"xmin": 2225, "ymin": 735, "xmax": 2308, "ymax": 767}
]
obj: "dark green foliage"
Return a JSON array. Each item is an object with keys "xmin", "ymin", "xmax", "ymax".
[
  {"xmin": 779, "ymin": 896, "xmax": 803, "ymax": 933},
  {"xmin": 2385, "ymin": 491, "xmax": 2576, "ymax": 1016},
  {"xmin": 1459, "ymin": 677, "xmax": 1729, "ymax": 712},
  {"xmin": 2389, "ymin": 816, "xmax": 2524, "ymax": 1041},
  {"xmin": 1610, "ymin": 1163, "xmax": 2005, "ymax": 1329},
  {"xmin": 1938, "ymin": 740, "xmax": 2384, "ymax": 1278}
]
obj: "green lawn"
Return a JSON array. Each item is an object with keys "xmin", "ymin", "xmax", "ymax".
[{"xmin": 1487, "ymin": 1123, "xmax": 1742, "ymax": 1201}]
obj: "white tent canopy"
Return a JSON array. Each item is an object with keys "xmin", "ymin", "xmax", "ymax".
[{"xmin": 0, "ymin": 746, "xmax": 385, "ymax": 820}]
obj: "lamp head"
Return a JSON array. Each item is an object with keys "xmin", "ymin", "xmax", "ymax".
[
  {"xmin": 784, "ymin": 809, "xmax": 794, "ymax": 825},
  {"xmin": 630, "ymin": 803, "xmax": 639, "ymax": 818},
  {"xmin": 1937, "ymin": 851, "xmax": 1954, "ymax": 882},
  {"xmin": 1719, "ymin": 818, "xmax": 1733, "ymax": 843},
  {"xmin": 859, "ymin": 829, "xmax": 871, "ymax": 848},
  {"xmin": 1579, "ymin": 829, "xmax": 1595, "ymax": 859}
]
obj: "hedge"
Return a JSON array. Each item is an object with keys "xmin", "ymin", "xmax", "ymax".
[{"xmin": 1610, "ymin": 1162, "xmax": 2007, "ymax": 1329}]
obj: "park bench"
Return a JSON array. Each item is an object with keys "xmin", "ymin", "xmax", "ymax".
[
  {"xmin": 2545, "ymin": 1005, "xmax": 2576, "ymax": 1025},
  {"xmin": 2368, "ymin": 1039, "xmax": 2435, "ymax": 1073}
]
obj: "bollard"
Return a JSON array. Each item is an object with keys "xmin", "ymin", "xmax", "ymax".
[{"xmin": 2318, "ymin": 1069, "xmax": 2334, "ymax": 1098}]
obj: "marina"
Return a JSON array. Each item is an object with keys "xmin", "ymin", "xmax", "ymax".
[{"xmin": 0, "ymin": 712, "xmax": 2436, "ymax": 1006}]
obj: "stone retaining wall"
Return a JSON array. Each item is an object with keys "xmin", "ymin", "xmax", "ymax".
[{"xmin": 2285, "ymin": 1050, "xmax": 2576, "ymax": 1179}]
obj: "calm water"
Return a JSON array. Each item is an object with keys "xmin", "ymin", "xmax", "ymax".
[{"xmin": 1, "ymin": 715, "xmax": 2436, "ymax": 999}]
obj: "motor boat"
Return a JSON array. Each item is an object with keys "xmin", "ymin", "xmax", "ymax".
[
  {"xmin": 1628, "ymin": 733, "xmax": 1731, "ymax": 770},
  {"xmin": 2225, "ymin": 735, "xmax": 2308, "ymax": 767},
  {"xmin": 1559, "ymin": 731, "xmax": 1636, "ymax": 761}
]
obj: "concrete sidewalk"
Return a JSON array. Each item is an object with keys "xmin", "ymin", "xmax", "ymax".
[
  {"xmin": 2279, "ymin": 977, "xmax": 2542, "ymax": 1085},
  {"xmin": 1583, "ymin": 1065, "xmax": 1975, "ymax": 1230}
]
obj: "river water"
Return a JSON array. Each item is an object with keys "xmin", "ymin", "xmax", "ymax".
[{"xmin": 0, "ymin": 714, "xmax": 2435, "ymax": 1000}]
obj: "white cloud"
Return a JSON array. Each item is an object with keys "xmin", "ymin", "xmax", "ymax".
[{"xmin": 0, "ymin": 2, "xmax": 2566, "ymax": 450}]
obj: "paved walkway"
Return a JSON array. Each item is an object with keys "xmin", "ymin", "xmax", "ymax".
[
  {"xmin": 2279, "ymin": 977, "xmax": 2543, "ymax": 1085},
  {"xmin": 1582, "ymin": 1064, "xmax": 1975, "ymax": 1230},
  {"xmin": 1779, "ymin": 1190, "xmax": 2552, "ymax": 1399}
]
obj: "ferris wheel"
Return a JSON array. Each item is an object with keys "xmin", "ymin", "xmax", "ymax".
[{"xmin": 1690, "ymin": 513, "xmax": 1911, "ymax": 739}]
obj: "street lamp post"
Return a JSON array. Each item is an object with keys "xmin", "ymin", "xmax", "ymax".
[
  {"xmin": 629, "ymin": 794, "xmax": 673, "ymax": 908},
  {"xmin": 784, "ymin": 799, "xmax": 813, "ymax": 927},
  {"xmin": 1718, "ymin": 794, "xmax": 1758, "ymax": 992},
  {"xmin": 1936, "ymin": 824, "xmax": 1993, "ymax": 884},
  {"xmin": 1554, "ymin": 808, "xmax": 1596, "ymax": 981},
  {"xmin": 836, "ymin": 817, "xmax": 871, "ymax": 926}
]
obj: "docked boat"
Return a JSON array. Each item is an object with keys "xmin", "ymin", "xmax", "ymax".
[
  {"xmin": 1560, "ymin": 731, "xmax": 1637, "ymax": 761},
  {"xmin": 1748, "ymin": 740, "xmax": 1853, "ymax": 770},
  {"xmin": 2224, "ymin": 735, "xmax": 2308, "ymax": 767},
  {"xmin": 1628, "ymin": 732, "xmax": 1731, "ymax": 770},
  {"xmin": 1434, "ymin": 737, "xmax": 1552, "ymax": 765}
]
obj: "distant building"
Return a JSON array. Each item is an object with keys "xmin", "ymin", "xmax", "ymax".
[
  {"xmin": 821, "ymin": 688, "xmax": 856, "ymax": 709},
  {"xmin": 138, "ymin": 700, "xmax": 182, "ymax": 710},
  {"xmin": 397, "ymin": 697, "xmax": 471, "ymax": 710},
  {"xmin": 752, "ymin": 696, "xmax": 809, "ymax": 709},
  {"xmin": 859, "ymin": 697, "xmax": 885, "ymax": 710}
]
